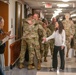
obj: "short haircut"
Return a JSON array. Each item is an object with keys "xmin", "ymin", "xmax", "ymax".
[
  {"xmin": 27, "ymin": 14, "xmax": 33, "ymax": 18},
  {"xmin": 58, "ymin": 21, "xmax": 64, "ymax": 34},
  {"xmin": 42, "ymin": 19, "xmax": 47, "ymax": 24},
  {"xmin": 33, "ymin": 12, "xmax": 40, "ymax": 18}
]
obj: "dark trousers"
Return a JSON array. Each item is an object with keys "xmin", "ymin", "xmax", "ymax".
[{"xmin": 52, "ymin": 45, "xmax": 65, "ymax": 69}]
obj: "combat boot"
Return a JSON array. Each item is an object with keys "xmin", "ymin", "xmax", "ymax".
[
  {"xmin": 28, "ymin": 64, "xmax": 35, "ymax": 70},
  {"xmin": 66, "ymin": 52, "xmax": 68, "ymax": 57},
  {"xmin": 18, "ymin": 63, "xmax": 25, "ymax": 69},
  {"xmin": 37, "ymin": 60, "xmax": 41, "ymax": 70},
  {"xmin": 44, "ymin": 57, "xmax": 47, "ymax": 62}
]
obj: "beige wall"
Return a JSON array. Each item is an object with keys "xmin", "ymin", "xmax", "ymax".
[{"xmin": 8, "ymin": 0, "xmax": 24, "ymax": 66}]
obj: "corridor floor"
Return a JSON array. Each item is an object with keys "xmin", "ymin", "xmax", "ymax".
[{"xmin": 5, "ymin": 55, "xmax": 76, "ymax": 75}]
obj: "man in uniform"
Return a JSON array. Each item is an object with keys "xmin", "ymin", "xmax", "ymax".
[
  {"xmin": 62, "ymin": 13, "xmax": 75, "ymax": 57},
  {"xmin": 42, "ymin": 19, "xmax": 52, "ymax": 62},
  {"xmin": 27, "ymin": 13, "xmax": 46, "ymax": 70},
  {"xmin": 18, "ymin": 14, "xmax": 33, "ymax": 69},
  {"xmin": 47, "ymin": 18, "xmax": 56, "ymax": 56}
]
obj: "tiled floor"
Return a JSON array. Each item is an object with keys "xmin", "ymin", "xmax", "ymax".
[{"xmin": 5, "ymin": 50, "xmax": 76, "ymax": 75}]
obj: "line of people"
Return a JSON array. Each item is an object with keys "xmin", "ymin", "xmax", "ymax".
[
  {"xmin": 18, "ymin": 13, "xmax": 52, "ymax": 70},
  {"xmin": 18, "ymin": 13, "xmax": 76, "ymax": 71}
]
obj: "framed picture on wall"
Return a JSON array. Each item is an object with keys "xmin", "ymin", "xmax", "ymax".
[{"xmin": 15, "ymin": 1, "xmax": 22, "ymax": 40}]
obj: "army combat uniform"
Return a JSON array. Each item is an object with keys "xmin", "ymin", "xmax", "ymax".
[
  {"xmin": 28, "ymin": 20, "xmax": 46, "ymax": 70},
  {"xmin": 48, "ymin": 23, "xmax": 55, "ymax": 56},
  {"xmin": 43, "ymin": 28, "xmax": 52, "ymax": 62},
  {"xmin": 72, "ymin": 23, "xmax": 76, "ymax": 56},
  {"xmin": 62, "ymin": 20, "xmax": 75, "ymax": 57},
  {"xmin": 19, "ymin": 18, "xmax": 34, "ymax": 69}
]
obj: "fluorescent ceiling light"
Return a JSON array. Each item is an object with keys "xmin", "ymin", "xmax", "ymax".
[
  {"xmin": 62, "ymin": 0, "xmax": 69, "ymax": 2},
  {"xmin": 71, "ymin": 14, "xmax": 76, "ymax": 17},
  {"xmin": 57, "ymin": 4, "xmax": 69, "ymax": 7},
  {"xmin": 54, "ymin": 10, "xmax": 62, "ymax": 13},
  {"xmin": 42, "ymin": 2, "xmax": 45, "ymax": 3},
  {"xmin": 53, "ymin": 13, "xmax": 59, "ymax": 18}
]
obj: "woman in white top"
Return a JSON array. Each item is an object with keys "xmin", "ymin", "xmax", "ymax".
[{"xmin": 43, "ymin": 21, "xmax": 66, "ymax": 71}]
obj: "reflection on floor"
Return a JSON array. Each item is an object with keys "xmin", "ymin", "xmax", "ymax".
[
  {"xmin": 5, "ymin": 48, "xmax": 76, "ymax": 75},
  {"xmin": 5, "ymin": 55, "xmax": 76, "ymax": 75}
]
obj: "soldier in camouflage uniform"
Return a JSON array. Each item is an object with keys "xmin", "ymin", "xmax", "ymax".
[
  {"xmin": 71, "ymin": 22, "xmax": 76, "ymax": 56},
  {"xmin": 29, "ymin": 13, "xmax": 46, "ymax": 70},
  {"xmin": 36, "ymin": 19, "xmax": 46, "ymax": 61},
  {"xmin": 18, "ymin": 14, "xmax": 33, "ymax": 69},
  {"xmin": 62, "ymin": 13, "xmax": 75, "ymax": 57},
  {"xmin": 48, "ymin": 21, "xmax": 55, "ymax": 56},
  {"xmin": 42, "ymin": 20, "xmax": 52, "ymax": 62}
]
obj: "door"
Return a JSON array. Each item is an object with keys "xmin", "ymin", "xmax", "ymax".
[{"xmin": 0, "ymin": 1, "xmax": 9, "ymax": 66}]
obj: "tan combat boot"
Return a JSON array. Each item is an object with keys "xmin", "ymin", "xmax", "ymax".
[
  {"xmin": 18, "ymin": 63, "xmax": 25, "ymax": 69},
  {"xmin": 66, "ymin": 52, "xmax": 68, "ymax": 57},
  {"xmin": 28, "ymin": 64, "xmax": 35, "ymax": 70},
  {"xmin": 37, "ymin": 60, "xmax": 41, "ymax": 70},
  {"xmin": 44, "ymin": 57, "xmax": 47, "ymax": 62}
]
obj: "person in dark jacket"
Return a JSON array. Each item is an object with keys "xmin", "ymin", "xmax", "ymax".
[{"xmin": 0, "ymin": 16, "xmax": 15, "ymax": 75}]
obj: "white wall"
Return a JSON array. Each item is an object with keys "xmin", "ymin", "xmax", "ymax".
[{"xmin": 8, "ymin": 0, "xmax": 24, "ymax": 66}]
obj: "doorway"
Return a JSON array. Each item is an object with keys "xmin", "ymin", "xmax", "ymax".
[{"xmin": 0, "ymin": 1, "xmax": 9, "ymax": 66}]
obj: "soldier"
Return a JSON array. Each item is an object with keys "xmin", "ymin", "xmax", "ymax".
[
  {"xmin": 18, "ymin": 14, "xmax": 33, "ymax": 69},
  {"xmin": 42, "ymin": 19, "xmax": 52, "ymax": 62},
  {"xmin": 33, "ymin": 13, "xmax": 46, "ymax": 61},
  {"xmin": 62, "ymin": 13, "xmax": 75, "ymax": 57},
  {"xmin": 70, "ymin": 20, "xmax": 76, "ymax": 58},
  {"xmin": 47, "ymin": 18, "xmax": 56, "ymax": 56},
  {"xmin": 27, "ymin": 13, "xmax": 46, "ymax": 70}
]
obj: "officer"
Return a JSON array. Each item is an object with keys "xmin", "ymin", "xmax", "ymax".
[
  {"xmin": 47, "ymin": 18, "xmax": 56, "ymax": 56},
  {"xmin": 62, "ymin": 13, "xmax": 75, "ymax": 57},
  {"xmin": 42, "ymin": 19, "xmax": 52, "ymax": 62},
  {"xmin": 28, "ymin": 13, "xmax": 46, "ymax": 70}
]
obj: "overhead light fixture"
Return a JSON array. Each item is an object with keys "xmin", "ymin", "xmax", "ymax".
[
  {"xmin": 57, "ymin": 4, "xmax": 69, "ymax": 7},
  {"xmin": 54, "ymin": 10, "xmax": 62, "ymax": 13},
  {"xmin": 42, "ymin": 2, "xmax": 45, "ymax": 3},
  {"xmin": 71, "ymin": 14, "xmax": 76, "ymax": 17},
  {"xmin": 52, "ymin": 13, "xmax": 59, "ymax": 18},
  {"xmin": 62, "ymin": 0, "xmax": 69, "ymax": 2}
]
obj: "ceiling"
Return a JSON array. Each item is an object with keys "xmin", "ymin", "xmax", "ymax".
[{"xmin": 24, "ymin": 0, "xmax": 76, "ymax": 20}]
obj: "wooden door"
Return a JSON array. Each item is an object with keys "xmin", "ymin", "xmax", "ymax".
[{"xmin": 0, "ymin": 1, "xmax": 8, "ymax": 66}]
